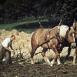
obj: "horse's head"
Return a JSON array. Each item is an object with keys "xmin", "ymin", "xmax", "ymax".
[
  {"xmin": 72, "ymin": 20, "xmax": 77, "ymax": 38},
  {"xmin": 59, "ymin": 25, "xmax": 76, "ymax": 48},
  {"xmin": 67, "ymin": 27, "xmax": 75, "ymax": 43},
  {"xmin": 59, "ymin": 25, "xmax": 75, "ymax": 43}
]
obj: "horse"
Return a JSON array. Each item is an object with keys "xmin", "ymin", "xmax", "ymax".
[
  {"xmin": 71, "ymin": 20, "xmax": 77, "ymax": 65},
  {"xmin": 30, "ymin": 24, "xmax": 75, "ymax": 66}
]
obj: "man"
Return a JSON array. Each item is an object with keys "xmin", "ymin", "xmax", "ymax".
[{"xmin": 0, "ymin": 35, "xmax": 15, "ymax": 64}]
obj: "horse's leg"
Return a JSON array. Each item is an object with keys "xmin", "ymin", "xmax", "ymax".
[
  {"xmin": 30, "ymin": 47, "xmax": 37, "ymax": 64},
  {"xmin": 51, "ymin": 47, "xmax": 61, "ymax": 65},
  {"xmin": 41, "ymin": 48, "xmax": 51, "ymax": 66},
  {"xmin": 57, "ymin": 54, "xmax": 61, "ymax": 65},
  {"xmin": 56, "ymin": 51, "xmax": 61, "ymax": 65},
  {"xmin": 73, "ymin": 54, "xmax": 76, "ymax": 65},
  {"xmin": 73, "ymin": 48, "xmax": 77, "ymax": 65},
  {"xmin": 73, "ymin": 38, "xmax": 77, "ymax": 65},
  {"xmin": 65, "ymin": 45, "xmax": 71, "ymax": 60}
]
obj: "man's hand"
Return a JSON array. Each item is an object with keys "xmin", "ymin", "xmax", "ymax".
[{"xmin": 4, "ymin": 47, "xmax": 10, "ymax": 51}]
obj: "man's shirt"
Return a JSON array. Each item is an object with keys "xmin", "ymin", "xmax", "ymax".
[{"xmin": 2, "ymin": 38, "xmax": 12, "ymax": 48}]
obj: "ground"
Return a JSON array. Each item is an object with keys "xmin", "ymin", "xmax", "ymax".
[
  {"xmin": 0, "ymin": 29, "xmax": 77, "ymax": 77},
  {"xmin": 0, "ymin": 62, "xmax": 77, "ymax": 77}
]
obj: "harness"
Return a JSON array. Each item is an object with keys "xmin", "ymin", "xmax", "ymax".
[
  {"xmin": 41, "ymin": 26, "xmax": 69, "ymax": 48},
  {"xmin": 44, "ymin": 28, "xmax": 60, "ymax": 49}
]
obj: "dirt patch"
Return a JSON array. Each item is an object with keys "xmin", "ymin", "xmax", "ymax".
[{"xmin": 0, "ymin": 63, "xmax": 77, "ymax": 77}]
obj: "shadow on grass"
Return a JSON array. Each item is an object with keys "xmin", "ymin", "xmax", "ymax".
[{"xmin": 12, "ymin": 21, "xmax": 59, "ymax": 33}]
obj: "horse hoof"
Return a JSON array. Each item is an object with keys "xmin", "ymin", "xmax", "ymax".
[
  {"xmin": 57, "ymin": 63, "xmax": 61, "ymax": 65},
  {"xmin": 57, "ymin": 62, "xmax": 61, "ymax": 65},
  {"xmin": 49, "ymin": 63, "xmax": 54, "ymax": 67},
  {"xmin": 31, "ymin": 61, "xmax": 35, "ymax": 64},
  {"xmin": 50, "ymin": 64, "xmax": 53, "ymax": 67},
  {"xmin": 73, "ymin": 63, "xmax": 76, "ymax": 65},
  {"xmin": 31, "ymin": 62, "xmax": 34, "ymax": 64},
  {"xmin": 2, "ymin": 58, "xmax": 6, "ymax": 62}
]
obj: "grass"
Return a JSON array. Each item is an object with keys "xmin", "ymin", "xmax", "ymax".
[
  {"xmin": 0, "ymin": 19, "xmax": 48, "ymax": 33},
  {"xmin": 0, "ymin": 18, "xmax": 48, "ymax": 30}
]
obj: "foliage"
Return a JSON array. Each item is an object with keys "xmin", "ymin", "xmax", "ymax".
[{"xmin": 0, "ymin": 0, "xmax": 77, "ymax": 23}]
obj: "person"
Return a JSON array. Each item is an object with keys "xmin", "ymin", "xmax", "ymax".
[{"xmin": 0, "ymin": 35, "xmax": 15, "ymax": 64}]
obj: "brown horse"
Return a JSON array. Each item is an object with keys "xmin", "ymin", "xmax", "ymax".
[
  {"xmin": 72, "ymin": 20, "xmax": 77, "ymax": 65},
  {"xmin": 30, "ymin": 24, "xmax": 75, "ymax": 66}
]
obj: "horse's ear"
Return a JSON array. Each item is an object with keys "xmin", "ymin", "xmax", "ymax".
[
  {"xmin": 39, "ymin": 22, "xmax": 43, "ymax": 28},
  {"xmin": 69, "ymin": 27, "xmax": 75, "ymax": 32},
  {"xmin": 70, "ymin": 27, "xmax": 74, "ymax": 30},
  {"xmin": 58, "ymin": 19, "xmax": 62, "ymax": 26},
  {"xmin": 72, "ymin": 19, "xmax": 76, "ymax": 28}
]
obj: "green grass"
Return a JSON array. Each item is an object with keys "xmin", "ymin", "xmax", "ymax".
[
  {"xmin": 0, "ymin": 18, "xmax": 48, "ymax": 31},
  {"xmin": 0, "ymin": 17, "xmax": 49, "ymax": 33},
  {"xmin": 0, "ymin": 23, "xmax": 36, "ymax": 33}
]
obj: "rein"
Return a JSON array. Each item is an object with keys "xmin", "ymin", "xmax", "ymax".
[{"xmin": 39, "ymin": 29, "xmax": 56, "ymax": 47}]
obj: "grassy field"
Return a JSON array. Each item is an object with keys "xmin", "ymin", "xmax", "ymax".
[
  {"xmin": 0, "ymin": 18, "xmax": 49, "ymax": 33},
  {"xmin": 0, "ymin": 17, "xmax": 48, "ymax": 28}
]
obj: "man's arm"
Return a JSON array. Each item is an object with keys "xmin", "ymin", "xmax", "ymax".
[{"xmin": 10, "ymin": 44, "xmax": 14, "ymax": 50}]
